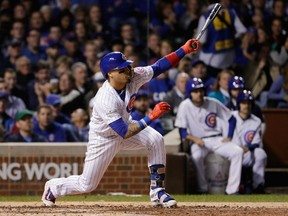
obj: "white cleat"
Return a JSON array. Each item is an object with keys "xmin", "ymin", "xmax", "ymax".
[
  {"xmin": 151, "ymin": 189, "xmax": 177, "ymax": 208},
  {"xmin": 41, "ymin": 181, "xmax": 56, "ymax": 207}
]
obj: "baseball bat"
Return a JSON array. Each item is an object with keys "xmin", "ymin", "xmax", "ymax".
[{"xmin": 191, "ymin": 3, "xmax": 222, "ymax": 48}]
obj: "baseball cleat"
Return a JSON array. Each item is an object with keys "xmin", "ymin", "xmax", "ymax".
[
  {"xmin": 41, "ymin": 181, "xmax": 56, "ymax": 207},
  {"xmin": 151, "ymin": 190, "xmax": 177, "ymax": 208}
]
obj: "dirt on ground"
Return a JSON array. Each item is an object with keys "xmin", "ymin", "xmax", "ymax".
[{"xmin": 1, "ymin": 202, "xmax": 288, "ymax": 216}]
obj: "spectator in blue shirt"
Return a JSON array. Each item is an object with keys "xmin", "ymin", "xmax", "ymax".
[
  {"xmin": 22, "ymin": 29, "xmax": 47, "ymax": 66},
  {"xmin": 5, "ymin": 109, "xmax": 47, "ymax": 142},
  {"xmin": 33, "ymin": 104, "xmax": 68, "ymax": 142},
  {"xmin": 189, "ymin": 59, "xmax": 216, "ymax": 95}
]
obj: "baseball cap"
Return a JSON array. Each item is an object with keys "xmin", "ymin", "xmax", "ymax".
[
  {"xmin": 191, "ymin": 59, "xmax": 205, "ymax": 67},
  {"xmin": 46, "ymin": 94, "xmax": 61, "ymax": 106},
  {"xmin": 0, "ymin": 92, "xmax": 9, "ymax": 100},
  {"xmin": 16, "ymin": 109, "xmax": 33, "ymax": 121}
]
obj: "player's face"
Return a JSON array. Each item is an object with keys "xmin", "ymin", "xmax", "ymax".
[
  {"xmin": 239, "ymin": 101, "xmax": 252, "ymax": 115},
  {"xmin": 191, "ymin": 88, "xmax": 205, "ymax": 106},
  {"xmin": 109, "ymin": 66, "xmax": 134, "ymax": 84},
  {"xmin": 231, "ymin": 88, "xmax": 241, "ymax": 99}
]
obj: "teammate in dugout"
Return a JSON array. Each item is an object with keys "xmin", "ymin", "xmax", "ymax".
[
  {"xmin": 232, "ymin": 89, "xmax": 267, "ymax": 194},
  {"xmin": 41, "ymin": 39, "xmax": 200, "ymax": 208},
  {"xmin": 175, "ymin": 77, "xmax": 243, "ymax": 194}
]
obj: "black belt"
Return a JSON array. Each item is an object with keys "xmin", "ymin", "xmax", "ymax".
[{"xmin": 201, "ymin": 133, "xmax": 222, "ymax": 139}]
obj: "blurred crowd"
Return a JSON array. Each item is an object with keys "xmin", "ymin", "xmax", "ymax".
[{"xmin": 0, "ymin": 0, "xmax": 287, "ymax": 142}]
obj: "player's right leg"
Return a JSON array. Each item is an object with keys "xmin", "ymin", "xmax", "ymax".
[
  {"xmin": 42, "ymin": 139, "xmax": 121, "ymax": 206},
  {"xmin": 191, "ymin": 144, "xmax": 209, "ymax": 193},
  {"xmin": 121, "ymin": 126, "xmax": 177, "ymax": 208},
  {"xmin": 204, "ymin": 137, "xmax": 243, "ymax": 194}
]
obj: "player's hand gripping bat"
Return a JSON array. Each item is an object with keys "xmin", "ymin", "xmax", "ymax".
[{"xmin": 191, "ymin": 3, "xmax": 222, "ymax": 48}]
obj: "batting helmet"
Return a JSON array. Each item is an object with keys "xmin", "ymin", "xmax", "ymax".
[
  {"xmin": 236, "ymin": 89, "xmax": 254, "ymax": 107},
  {"xmin": 228, "ymin": 76, "xmax": 245, "ymax": 91},
  {"xmin": 186, "ymin": 77, "xmax": 205, "ymax": 95},
  {"xmin": 100, "ymin": 52, "xmax": 133, "ymax": 79}
]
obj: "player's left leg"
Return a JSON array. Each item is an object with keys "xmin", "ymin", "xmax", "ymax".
[
  {"xmin": 252, "ymin": 148, "xmax": 267, "ymax": 191},
  {"xmin": 121, "ymin": 126, "xmax": 177, "ymax": 208},
  {"xmin": 42, "ymin": 139, "xmax": 122, "ymax": 206}
]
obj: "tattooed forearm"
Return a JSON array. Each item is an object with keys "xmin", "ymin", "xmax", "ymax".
[{"xmin": 124, "ymin": 123, "xmax": 143, "ymax": 139}]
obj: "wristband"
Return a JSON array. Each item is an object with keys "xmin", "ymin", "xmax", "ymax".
[{"xmin": 138, "ymin": 116, "xmax": 152, "ymax": 129}]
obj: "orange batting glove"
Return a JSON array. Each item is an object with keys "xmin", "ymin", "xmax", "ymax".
[
  {"xmin": 148, "ymin": 102, "xmax": 171, "ymax": 121},
  {"xmin": 181, "ymin": 39, "xmax": 200, "ymax": 54}
]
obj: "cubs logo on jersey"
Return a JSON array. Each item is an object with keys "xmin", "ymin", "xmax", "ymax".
[
  {"xmin": 126, "ymin": 94, "xmax": 136, "ymax": 113},
  {"xmin": 134, "ymin": 67, "xmax": 145, "ymax": 75},
  {"xmin": 205, "ymin": 112, "xmax": 217, "ymax": 128},
  {"xmin": 244, "ymin": 130, "xmax": 255, "ymax": 145}
]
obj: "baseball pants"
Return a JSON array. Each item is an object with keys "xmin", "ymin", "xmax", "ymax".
[
  {"xmin": 191, "ymin": 137, "xmax": 243, "ymax": 194},
  {"xmin": 242, "ymin": 148, "xmax": 267, "ymax": 188},
  {"xmin": 47, "ymin": 126, "xmax": 165, "ymax": 198}
]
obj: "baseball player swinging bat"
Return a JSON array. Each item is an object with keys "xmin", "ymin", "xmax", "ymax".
[{"xmin": 191, "ymin": 3, "xmax": 222, "ymax": 48}]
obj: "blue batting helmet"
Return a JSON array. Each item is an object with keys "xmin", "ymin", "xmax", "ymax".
[
  {"xmin": 236, "ymin": 89, "xmax": 254, "ymax": 106},
  {"xmin": 186, "ymin": 77, "xmax": 205, "ymax": 95},
  {"xmin": 100, "ymin": 52, "xmax": 133, "ymax": 79},
  {"xmin": 228, "ymin": 76, "xmax": 245, "ymax": 91}
]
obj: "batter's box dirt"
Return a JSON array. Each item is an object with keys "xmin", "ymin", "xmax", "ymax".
[{"xmin": 1, "ymin": 202, "xmax": 288, "ymax": 216}]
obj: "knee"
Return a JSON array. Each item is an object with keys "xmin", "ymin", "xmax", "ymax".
[
  {"xmin": 255, "ymin": 148, "xmax": 267, "ymax": 162},
  {"xmin": 231, "ymin": 146, "xmax": 244, "ymax": 158},
  {"xmin": 150, "ymin": 131, "xmax": 164, "ymax": 147},
  {"xmin": 191, "ymin": 150, "xmax": 205, "ymax": 162}
]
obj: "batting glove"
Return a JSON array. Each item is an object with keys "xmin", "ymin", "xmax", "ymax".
[
  {"xmin": 181, "ymin": 39, "xmax": 200, "ymax": 54},
  {"xmin": 148, "ymin": 102, "xmax": 171, "ymax": 121}
]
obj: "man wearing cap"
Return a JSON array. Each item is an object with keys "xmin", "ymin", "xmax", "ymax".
[
  {"xmin": 131, "ymin": 89, "xmax": 164, "ymax": 135},
  {"xmin": 189, "ymin": 59, "xmax": 215, "ymax": 95},
  {"xmin": 5, "ymin": 109, "xmax": 47, "ymax": 142},
  {"xmin": 42, "ymin": 38, "xmax": 200, "ymax": 208},
  {"xmin": 45, "ymin": 94, "xmax": 81, "ymax": 142},
  {"xmin": 0, "ymin": 39, "xmax": 22, "ymax": 72},
  {"xmin": 232, "ymin": 89, "xmax": 267, "ymax": 194},
  {"xmin": 46, "ymin": 94, "xmax": 70, "ymax": 124},
  {"xmin": 46, "ymin": 40, "xmax": 61, "ymax": 69},
  {"xmin": 175, "ymin": 77, "xmax": 243, "ymax": 194},
  {"xmin": 63, "ymin": 33, "xmax": 84, "ymax": 62}
]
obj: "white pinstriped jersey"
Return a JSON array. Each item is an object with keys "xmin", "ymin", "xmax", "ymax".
[
  {"xmin": 89, "ymin": 66, "xmax": 154, "ymax": 140},
  {"xmin": 175, "ymin": 97, "xmax": 232, "ymax": 138},
  {"xmin": 232, "ymin": 111, "xmax": 262, "ymax": 147}
]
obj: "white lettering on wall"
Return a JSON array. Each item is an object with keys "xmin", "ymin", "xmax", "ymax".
[{"xmin": 0, "ymin": 163, "xmax": 79, "ymax": 181}]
